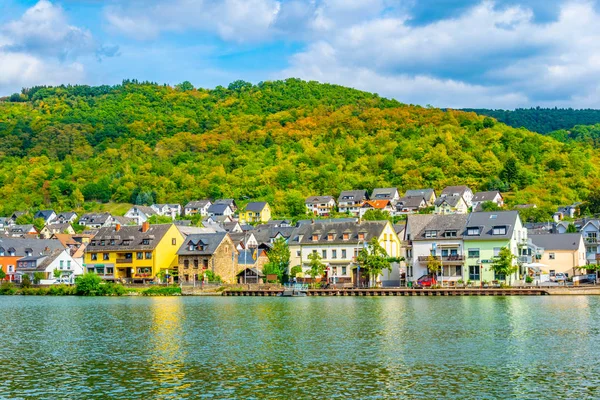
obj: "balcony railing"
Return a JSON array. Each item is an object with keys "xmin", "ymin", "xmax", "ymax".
[
  {"xmin": 116, "ymin": 258, "xmax": 133, "ymax": 264},
  {"xmin": 585, "ymin": 237, "xmax": 599, "ymax": 244},
  {"xmin": 417, "ymin": 255, "xmax": 464, "ymax": 262}
]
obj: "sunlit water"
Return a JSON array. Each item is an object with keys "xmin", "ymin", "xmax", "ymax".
[{"xmin": 0, "ymin": 296, "xmax": 599, "ymax": 399}]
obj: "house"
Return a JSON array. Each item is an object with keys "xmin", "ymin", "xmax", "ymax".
[
  {"xmin": 359, "ymin": 200, "xmax": 394, "ymax": 218},
  {"xmin": 395, "ymin": 197, "xmax": 427, "ymax": 215},
  {"xmin": 177, "ymin": 233, "xmax": 239, "ymax": 283},
  {"xmin": 214, "ymin": 199, "xmax": 238, "ymax": 213},
  {"xmin": 529, "ymin": 233, "xmax": 586, "ymax": 278},
  {"xmin": 17, "ymin": 248, "xmax": 82, "ymax": 284},
  {"xmin": 184, "ymin": 200, "xmax": 212, "ymax": 217},
  {"xmin": 0, "ymin": 238, "xmax": 65, "ymax": 282},
  {"xmin": 305, "ymin": 196, "xmax": 336, "ymax": 217},
  {"xmin": 557, "ymin": 203, "xmax": 581, "ymax": 220},
  {"xmin": 463, "ymin": 211, "xmax": 526, "ymax": 284},
  {"xmin": 124, "ymin": 206, "xmax": 157, "ymax": 225},
  {"xmin": 440, "ymin": 186, "xmax": 474, "ymax": 208},
  {"xmin": 371, "ymin": 188, "xmax": 401, "ymax": 205},
  {"xmin": 229, "ymin": 232, "xmax": 259, "ymax": 251},
  {"xmin": 151, "ymin": 204, "xmax": 182, "ymax": 219},
  {"xmin": 222, "ymin": 221, "xmax": 243, "ymax": 233},
  {"xmin": 78, "ymin": 213, "xmax": 112, "ymax": 229},
  {"xmin": 337, "ymin": 190, "xmax": 368, "ymax": 216},
  {"xmin": 55, "ymin": 212, "xmax": 78, "ymax": 224},
  {"xmin": 288, "ymin": 220, "xmax": 402, "ymax": 287},
  {"xmin": 265, "ymin": 220, "xmax": 293, "ymax": 228},
  {"xmin": 109, "ymin": 215, "xmax": 137, "ymax": 227},
  {"xmin": 236, "ymin": 267, "xmax": 264, "ymax": 284},
  {"xmin": 84, "ymin": 222, "xmax": 184, "ymax": 282},
  {"xmin": 240, "ymin": 202, "xmax": 272, "ymax": 224},
  {"xmin": 580, "ymin": 220, "xmax": 600, "ymax": 266},
  {"xmin": 207, "ymin": 203, "xmax": 234, "ymax": 217},
  {"xmin": 8, "ymin": 211, "xmax": 26, "ymax": 225},
  {"xmin": 249, "ymin": 225, "xmax": 295, "ymax": 249},
  {"xmin": 0, "ymin": 218, "xmax": 8, "ymax": 230},
  {"xmin": 404, "ymin": 214, "xmax": 469, "ymax": 284},
  {"xmin": 39, "ymin": 223, "xmax": 75, "ymax": 239},
  {"xmin": 404, "ymin": 189, "xmax": 437, "ymax": 207},
  {"xmin": 6, "ymin": 225, "xmax": 38, "ymax": 237},
  {"xmin": 34, "ymin": 210, "xmax": 57, "ymax": 224},
  {"xmin": 472, "ymin": 191, "xmax": 504, "ymax": 212},
  {"xmin": 51, "ymin": 233, "xmax": 87, "ymax": 269},
  {"xmin": 434, "ymin": 195, "xmax": 468, "ymax": 215}
]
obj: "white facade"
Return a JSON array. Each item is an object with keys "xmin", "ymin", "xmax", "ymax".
[{"xmin": 305, "ymin": 198, "xmax": 336, "ymax": 217}]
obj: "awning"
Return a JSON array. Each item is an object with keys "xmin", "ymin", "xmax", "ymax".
[{"xmin": 524, "ymin": 262, "xmax": 549, "ymax": 272}]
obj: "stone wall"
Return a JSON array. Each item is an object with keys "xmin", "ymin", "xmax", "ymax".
[{"xmin": 178, "ymin": 235, "xmax": 241, "ymax": 283}]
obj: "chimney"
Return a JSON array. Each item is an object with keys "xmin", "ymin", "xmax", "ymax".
[
  {"xmin": 115, "ymin": 223, "xmax": 121, "ymax": 232},
  {"xmin": 141, "ymin": 221, "xmax": 150, "ymax": 233}
]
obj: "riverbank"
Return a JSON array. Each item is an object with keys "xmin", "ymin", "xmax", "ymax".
[{"xmin": 0, "ymin": 282, "xmax": 182, "ymax": 296}]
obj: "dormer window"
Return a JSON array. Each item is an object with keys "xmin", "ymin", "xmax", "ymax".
[
  {"xmin": 358, "ymin": 233, "xmax": 365, "ymax": 240},
  {"xmin": 490, "ymin": 215, "xmax": 497, "ymax": 219},
  {"xmin": 100, "ymin": 240, "xmax": 105, "ymax": 246},
  {"xmin": 444, "ymin": 230, "xmax": 457, "ymax": 238},
  {"xmin": 327, "ymin": 233, "xmax": 334, "ymax": 241},
  {"xmin": 188, "ymin": 242, "xmax": 194, "ymax": 251},
  {"xmin": 492, "ymin": 226, "xmax": 507, "ymax": 235},
  {"xmin": 142, "ymin": 239, "xmax": 150, "ymax": 245},
  {"xmin": 467, "ymin": 227, "xmax": 480, "ymax": 236},
  {"xmin": 343, "ymin": 233, "xmax": 349, "ymax": 240},
  {"xmin": 425, "ymin": 230, "xmax": 437, "ymax": 238},
  {"xmin": 110, "ymin": 239, "xmax": 115, "ymax": 246},
  {"xmin": 312, "ymin": 234, "xmax": 319, "ymax": 242}
]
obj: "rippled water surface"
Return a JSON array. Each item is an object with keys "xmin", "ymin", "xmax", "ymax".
[{"xmin": 1, "ymin": 296, "xmax": 600, "ymax": 399}]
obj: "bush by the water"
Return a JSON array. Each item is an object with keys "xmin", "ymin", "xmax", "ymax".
[
  {"xmin": 143, "ymin": 286, "xmax": 182, "ymax": 296},
  {"xmin": 0, "ymin": 282, "xmax": 17, "ymax": 295},
  {"xmin": 75, "ymin": 273, "xmax": 125, "ymax": 296}
]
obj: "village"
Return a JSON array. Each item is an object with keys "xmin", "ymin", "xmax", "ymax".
[{"xmin": 0, "ymin": 186, "xmax": 595, "ymax": 288}]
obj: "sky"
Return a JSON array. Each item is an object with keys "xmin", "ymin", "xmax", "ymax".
[{"xmin": 1, "ymin": 0, "xmax": 600, "ymax": 108}]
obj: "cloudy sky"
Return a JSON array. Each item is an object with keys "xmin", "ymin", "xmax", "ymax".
[{"xmin": 2, "ymin": 0, "xmax": 600, "ymax": 108}]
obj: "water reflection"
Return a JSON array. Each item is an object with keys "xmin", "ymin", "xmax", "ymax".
[{"xmin": 147, "ymin": 297, "xmax": 188, "ymax": 398}]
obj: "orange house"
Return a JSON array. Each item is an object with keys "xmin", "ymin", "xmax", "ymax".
[{"xmin": 0, "ymin": 238, "xmax": 66, "ymax": 282}]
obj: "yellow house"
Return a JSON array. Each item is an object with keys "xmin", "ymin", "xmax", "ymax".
[
  {"xmin": 240, "ymin": 202, "xmax": 272, "ymax": 224},
  {"xmin": 84, "ymin": 222, "xmax": 184, "ymax": 282},
  {"xmin": 530, "ymin": 233, "xmax": 587, "ymax": 277}
]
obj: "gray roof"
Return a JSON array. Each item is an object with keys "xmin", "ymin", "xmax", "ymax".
[
  {"xmin": 464, "ymin": 211, "xmax": 520, "ymax": 241},
  {"xmin": 0, "ymin": 238, "xmax": 65, "ymax": 256},
  {"xmin": 174, "ymin": 220, "xmax": 192, "ymax": 226},
  {"xmin": 236, "ymin": 266, "xmax": 264, "ymax": 276},
  {"xmin": 412, "ymin": 214, "xmax": 469, "ymax": 240},
  {"xmin": 45, "ymin": 223, "xmax": 72, "ymax": 231},
  {"xmin": 222, "ymin": 222, "xmax": 241, "ymax": 232},
  {"xmin": 245, "ymin": 202, "xmax": 268, "ymax": 212},
  {"xmin": 185, "ymin": 200, "xmax": 211, "ymax": 208},
  {"xmin": 249, "ymin": 226, "xmax": 295, "ymax": 245},
  {"xmin": 9, "ymin": 224, "xmax": 36, "ymax": 234},
  {"xmin": 404, "ymin": 189, "xmax": 435, "ymax": 199},
  {"xmin": 178, "ymin": 233, "xmax": 228, "ymax": 256},
  {"xmin": 434, "ymin": 195, "xmax": 463, "ymax": 207},
  {"xmin": 112, "ymin": 216, "xmax": 136, "ymax": 225},
  {"xmin": 79, "ymin": 213, "xmax": 112, "ymax": 224},
  {"xmin": 371, "ymin": 188, "xmax": 398, "ymax": 200},
  {"xmin": 305, "ymin": 196, "xmax": 335, "ymax": 204},
  {"xmin": 296, "ymin": 218, "xmax": 358, "ymax": 226},
  {"xmin": 87, "ymin": 224, "xmax": 173, "ymax": 252},
  {"xmin": 338, "ymin": 190, "xmax": 368, "ymax": 203},
  {"xmin": 473, "ymin": 191, "xmax": 502, "ymax": 202},
  {"xmin": 19, "ymin": 249, "xmax": 65, "ymax": 272},
  {"xmin": 405, "ymin": 214, "xmax": 436, "ymax": 240},
  {"xmin": 441, "ymin": 186, "xmax": 471, "ymax": 196},
  {"xmin": 289, "ymin": 221, "xmax": 389, "ymax": 245},
  {"xmin": 34, "ymin": 210, "xmax": 55, "ymax": 220},
  {"xmin": 129, "ymin": 206, "xmax": 157, "ymax": 216},
  {"xmin": 397, "ymin": 196, "xmax": 426, "ymax": 209},
  {"xmin": 56, "ymin": 212, "xmax": 77, "ymax": 220},
  {"xmin": 530, "ymin": 233, "xmax": 583, "ymax": 251},
  {"xmin": 214, "ymin": 199, "xmax": 237, "ymax": 207},
  {"xmin": 207, "ymin": 203, "xmax": 231, "ymax": 214}
]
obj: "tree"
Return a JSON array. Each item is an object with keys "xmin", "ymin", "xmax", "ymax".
[
  {"xmin": 21, "ymin": 274, "xmax": 31, "ymax": 288},
  {"xmin": 33, "ymin": 218, "xmax": 45, "ymax": 232},
  {"xmin": 307, "ymin": 251, "xmax": 325, "ymax": 287},
  {"xmin": 53, "ymin": 269, "xmax": 62, "ymax": 280},
  {"xmin": 0, "ymin": 269, "xmax": 6, "ymax": 282},
  {"xmin": 362, "ymin": 209, "xmax": 391, "ymax": 221},
  {"xmin": 426, "ymin": 255, "xmax": 442, "ymax": 278},
  {"xmin": 566, "ymin": 224, "xmax": 578, "ymax": 233},
  {"xmin": 263, "ymin": 237, "xmax": 290, "ymax": 282},
  {"xmin": 33, "ymin": 271, "xmax": 45, "ymax": 284},
  {"xmin": 356, "ymin": 238, "xmax": 393, "ymax": 287},
  {"xmin": 175, "ymin": 81, "xmax": 194, "ymax": 92},
  {"xmin": 147, "ymin": 215, "xmax": 173, "ymax": 224},
  {"xmin": 290, "ymin": 265, "xmax": 303, "ymax": 279},
  {"xmin": 481, "ymin": 201, "xmax": 501, "ymax": 212},
  {"xmin": 75, "ymin": 272, "xmax": 102, "ymax": 295},
  {"xmin": 491, "ymin": 247, "xmax": 518, "ymax": 285},
  {"xmin": 15, "ymin": 214, "xmax": 33, "ymax": 225},
  {"xmin": 500, "ymin": 156, "xmax": 520, "ymax": 187}
]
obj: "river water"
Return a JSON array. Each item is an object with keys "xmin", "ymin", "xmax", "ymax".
[{"xmin": 0, "ymin": 296, "xmax": 599, "ymax": 399}]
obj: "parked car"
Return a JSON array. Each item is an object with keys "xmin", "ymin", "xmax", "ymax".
[
  {"xmin": 552, "ymin": 273, "xmax": 567, "ymax": 283},
  {"xmin": 416, "ymin": 274, "xmax": 437, "ymax": 287},
  {"xmin": 53, "ymin": 278, "xmax": 72, "ymax": 285}
]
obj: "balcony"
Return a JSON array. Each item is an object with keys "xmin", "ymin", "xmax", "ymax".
[
  {"xmin": 116, "ymin": 258, "xmax": 133, "ymax": 264},
  {"xmin": 417, "ymin": 255, "xmax": 464, "ymax": 263},
  {"xmin": 585, "ymin": 238, "xmax": 600, "ymax": 244},
  {"xmin": 519, "ymin": 255, "xmax": 533, "ymax": 264}
]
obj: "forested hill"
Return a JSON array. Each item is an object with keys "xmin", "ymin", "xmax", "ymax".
[
  {"xmin": 463, "ymin": 108, "xmax": 600, "ymax": 134},
  {"xmin": 0, "ymin": 79, "xmax": 598, "ymax": 217}
]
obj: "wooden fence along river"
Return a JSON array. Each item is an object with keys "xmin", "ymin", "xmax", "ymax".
[{"xmin": 223, "ymin": 288, "xmax": 550, "ymax": 296}]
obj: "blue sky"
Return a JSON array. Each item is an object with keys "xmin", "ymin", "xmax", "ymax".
[{"xmin": 1, "ymin": 0, "xmax": 600, "ymax": 108}]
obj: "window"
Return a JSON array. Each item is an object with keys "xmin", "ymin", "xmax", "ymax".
[
  {"xmin": 332, "ymin": 250, "xmax": 337, "ymax": 259},
  {"xmin": 343, "ymin": 233, "xmax": 349, "ymax": 240},
  {"xmin": 137, "ymin": 252, "xmax": 143, "ymax": 260},
  {"xmin": 358, "ymin": 233, "xmax": 365, "ymax": 240},
  {"xmin": 172, "ymin": 238, "xmax": 177, "ymax": 245},
  {"xmin": 103, "ymin": 253, "xmax": 110, "ymax": 261},
  {"xmin": 469, "ymin": 265, "xmax": 480, "ymax": 281},
  {"xmin": 142, "ymin": 239, "xmax": 150, "ymax": 245},
  {"xmin": 425, "ymin": 230, "xmax": 437, "ymax": 238},
  {"xmin": 145, "ymin": 252, "xmax": 152, "ymax": 259},
  {"xmin": 327, "ymin": 233, "xmax": 334, "ymax": 241},
  {"xmin": 91, "ymin": 253, "xmax": 98, "ymax": 261},
  {"xmin": 342, "ymin": 249, "xmax": 347, "ymax": 258},
  {"xmin": 468, "ymin": 249, "xmax": 480, "ymax": 258},
  {"xmin": 184, "ymin": 260, "xmax": 189, "ymax": 268},
  {"xmin": 194, "ymin": 259, "xmax": 199, "ymax": 269},
  {"xmin": 188, "ymin": 243, "xmax": 194, "ymax": 251},
  {"xmin": 67, "ymin": 261, "xmax": 71, "ymax": 268},
  {"xmin": 8, "ymin": 265, "xmax": 13, "ymax": 273},
  {"xmin": 406, "ymin": 265, "xmax": 413, "ymax": 277},
  {"xmin": 296, "ymin": 250, "xmax": 301, "ymax": 257},
  {"xmin": 444, "ymin": 231, "xmax": 457, "ymax": 238},
  {"xmin": 549, "ymin": 253, "xmax": 556, "ymax": 260},
  {"xmin": 100, "ymin": 240, "xmax": 105, "ymax": 246},
  {"xmin": 110, "ymin": 239, "xmax": 115, "ymax": 245},
  {"xmin": 203, "ymin": 259, "xmax": 209, "ymax": 269},
  {"xmin": 354, "ymin": 248, "xmax": 359, "ymax": 258},
  {"xmin": 342, "ymin": 266, "xmax": 347, "ymax": 275},
  {"xmin": 493, "ymin": 248, "xmax": 501, "ymax": 257},
  {"xmin": 106, "ymin": 267, "xmax": 113, "ymax": 275},
  {"xmin": 312, "ymin": 234, "xmax": 319, "ymax": 242},
  {"xmin": 494, "ymin": 272, "xmax": 506, "ymax": 281},
  {"xmin": 492, "ymin": 226, "xmax": 507, "ymax": 235},
  {"xmin": 467, "ymin": 227, "xmax": 480, "ymax": 236},
  {"xmin": 322, "ymin": 250, "xmax": 327, "ymax": 259}
]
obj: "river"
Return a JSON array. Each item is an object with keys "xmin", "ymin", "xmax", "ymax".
[{"xmin": 0, "ymin": 296, "xmax": 599, "ymax": 399}]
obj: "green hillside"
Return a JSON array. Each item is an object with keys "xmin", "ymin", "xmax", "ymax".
[{"xmin": 0, "ymin": 79, "xmax": 598, "ymax": 218}]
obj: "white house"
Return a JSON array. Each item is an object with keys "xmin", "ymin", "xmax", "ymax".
[
  {"xmin": 305, "ymin": 196, "xmax": 336, "ymax": 217},
  {"xmin": 440, "ymin": 186, "xmax": 474, "ymax": 208},
  {"xmin": 371, "ymin": 188, "xmax": 401, "ymax": 205},
  {"xmin": 184, "ymin": 200, "xmax": 212, "ymax": 217},
  {"xmin": 337, "ymin": 190, "xmax": 368, "ymax": 216},
  {"xmin": 124, "ymin": 206, "xmax": 157, "ymax": 225},
  {"xmin": 16, "ymin": 248, "xmax": 83, "ymax": 284},
  {"xmin": 151, "ymin": 204, "xmax": 182, "ymax": 219},
  {"xmin": 434, "ymin": 195, "xmax": 468, "ymax": 215},
  {"xmin": 472, "ymin": 191, "xmax": 504, "ymax": 211}
]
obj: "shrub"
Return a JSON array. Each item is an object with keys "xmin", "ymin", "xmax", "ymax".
[
  {"xmin": 47, "ymin": 284, "xmax": 76, "ymax": 296},
  {"xmin": 143, "ymin": 286, "xmax": 182, "ymax": 296},
  {"xmin": 21, "ymin": 275, "xmax": 32, "ymax": 288},
  {"xmin": 75, "ymin": 273, "xmax": 102, "ymax": 296},
  {"xmin": 97, "ymin": 282, "xmax": 126, "ymax": 296},
  {"xmin": 33, "ymin": 272, "xmax": 45, "ymax": 285},
  {"xmin": 0, "ymin": 282, "xmax": 17, "ymax": 295},
  {"xmin": 525, "ymin": 276, "xmax": 534, "ymax": 284}
]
